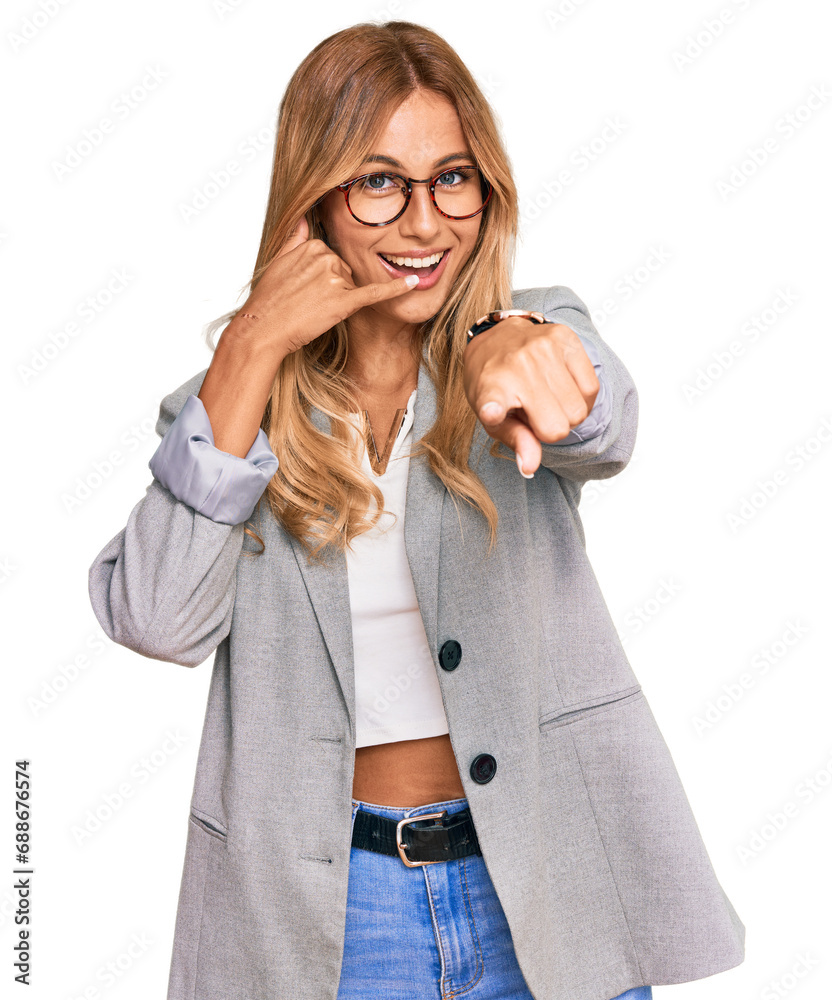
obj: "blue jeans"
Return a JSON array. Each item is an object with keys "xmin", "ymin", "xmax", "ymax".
[{"xmin": 337, "ymin": 796, "xmax": 653, "ymax": 1000}]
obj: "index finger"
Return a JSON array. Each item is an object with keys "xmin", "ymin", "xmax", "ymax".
[{"xmin": 348, "ymin": 273, "xmax": 420, "ymax": 310}]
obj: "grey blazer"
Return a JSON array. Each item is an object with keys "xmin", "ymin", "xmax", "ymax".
[{"xmin": 88, "ymin": 285, "xmax": 746, "ymax": 1000}]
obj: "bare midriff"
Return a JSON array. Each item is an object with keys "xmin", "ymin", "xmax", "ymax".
[{"xmin": 353, "ymin": 734, "xmax": 466, "ymax": 807}]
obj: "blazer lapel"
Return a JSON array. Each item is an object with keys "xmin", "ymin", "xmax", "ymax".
[
  {"xmin": 286, "ymin": 353, "xmax": 445, "ymax": 738},
  {"xmin": 403, "ymin": 356, "xmax": 446, "ymax": 664}
]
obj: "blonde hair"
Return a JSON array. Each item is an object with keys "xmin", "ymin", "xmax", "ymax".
[{"xmin": 205, "ymin": 20, "xmax": 519, "ymax": 563}]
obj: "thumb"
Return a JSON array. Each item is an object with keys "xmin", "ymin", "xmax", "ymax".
[{"xmin": 278, "ymin": 215, "xmax": 310, "ymax": 257}]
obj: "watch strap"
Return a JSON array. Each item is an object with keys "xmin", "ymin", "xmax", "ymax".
[{"xmin": 467, "ymin": 309, "xmax": 547, "ymax": 341}]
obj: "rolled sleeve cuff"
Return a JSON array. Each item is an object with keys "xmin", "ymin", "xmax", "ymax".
[
  {"xmin": 148, "ymin": 394, "xmax": 279, "ymax": 524},
  {"xmin": 543, "ymin": 333, "xmax": 612, "ymax": 445}
]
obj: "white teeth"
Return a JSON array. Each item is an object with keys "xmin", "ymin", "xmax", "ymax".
[{"xmin": 381, "ymin": 251, "xmax": 444, "ymax": 268}]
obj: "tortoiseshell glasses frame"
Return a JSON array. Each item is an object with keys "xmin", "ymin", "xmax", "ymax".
[{"xmin": 316, "ymin": 168, "xmax": 494, "ymax": 227}]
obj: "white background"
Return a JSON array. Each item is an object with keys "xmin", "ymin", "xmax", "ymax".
[{"xmin": 3, "ymin": 0, "xmax": 830, "ymax": 997}]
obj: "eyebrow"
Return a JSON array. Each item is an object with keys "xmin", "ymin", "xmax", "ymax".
[{"xmin": 360, "ymin": 151, "xmax": 475, "ymax": 170}]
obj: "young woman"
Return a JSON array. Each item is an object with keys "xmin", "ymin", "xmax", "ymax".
[{"xmin": 89, "ymin": 20, "xmax": 745, "ymax": 1000}]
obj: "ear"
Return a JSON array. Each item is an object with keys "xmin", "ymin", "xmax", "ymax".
[{"xmin": 309, "ymin": 198, "xmax": 331, "ymax": 247}]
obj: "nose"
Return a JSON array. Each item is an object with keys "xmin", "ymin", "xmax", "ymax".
[{"xmin": 399, "ymin": 181, "xmax": 442, "ymax": 235}]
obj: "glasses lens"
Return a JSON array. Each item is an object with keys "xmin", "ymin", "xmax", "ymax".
[
  {"xmin": 347, "ymin": 173, "xmax": 407, "ymax": 224},
  {"xmin": 433, "ymin": 167, "xmax": 490, "ymax": 219},
  {"xmin": 347, "ymin": 169, "xmax": 489, "ymax": 224}
]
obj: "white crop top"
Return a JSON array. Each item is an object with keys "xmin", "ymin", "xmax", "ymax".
[{"xmin": 344, "ymin": 389, "xmax": 451, "ymax": 749}]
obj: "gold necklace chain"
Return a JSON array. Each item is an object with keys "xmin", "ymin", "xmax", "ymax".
[{"xmin": 363, "ymin": 408, "xmax": 407, "ymax": 476}]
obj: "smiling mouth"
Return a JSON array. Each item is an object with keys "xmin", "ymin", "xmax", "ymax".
[{"xmin": 377, "ymin": 250, "xmax": 449, "ymax": 275}]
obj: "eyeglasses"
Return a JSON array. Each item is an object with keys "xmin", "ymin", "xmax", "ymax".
[{"xmin": 327, "ymin": 167, "xmax": 493, "ymax": 227}]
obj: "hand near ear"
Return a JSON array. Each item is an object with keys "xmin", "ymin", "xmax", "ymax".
[{"xmin": 233, "ymin": 215, "xmax": 418, "ymax": 359}]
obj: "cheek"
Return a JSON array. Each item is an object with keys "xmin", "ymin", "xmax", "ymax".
[
  {"xmin": 318, "ymin": 199, "xmax": 355, "ymax": 253},
  {"xmin": 326, "ymin": 229, "xmax": 358, "ymax": 260},
  {"xmin": 455, "ymin": 237, "xmax": 479, "ymax": 269},
  {"xmin": 346, "ymin": 242, "xmax": 376, "ymax": 268}
]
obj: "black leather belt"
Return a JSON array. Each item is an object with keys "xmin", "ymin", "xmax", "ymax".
[{"xmin": 351, "ymin": 806, "xmax": 482, "ymax": 867}]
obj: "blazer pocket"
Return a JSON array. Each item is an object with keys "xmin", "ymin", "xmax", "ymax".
[
  {"xmin": 539, "ymin": 684, "xmax": 643, "ymax": 733},
  {"xmin": 189, "ymin": 807, "xmax": 228, "ymax": 843}
]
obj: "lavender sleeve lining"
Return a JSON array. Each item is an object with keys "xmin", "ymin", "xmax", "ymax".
[{"xmin": 148, "ymin": 394, "xmax": 279, "ymax": 525}]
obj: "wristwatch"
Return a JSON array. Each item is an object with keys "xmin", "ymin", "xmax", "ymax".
[{"xmin": 467, "ymin": 309, "xmax": 547, "ymax": 342}]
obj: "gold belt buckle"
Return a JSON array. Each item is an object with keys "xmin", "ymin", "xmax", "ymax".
[{"xmin": 395, "ymin": 811, "xmax": 447, "ymax": 867}]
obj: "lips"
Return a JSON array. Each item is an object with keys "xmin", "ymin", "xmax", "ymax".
[{"xmin": 377, "ymin": 249, "xmax": 451, "ymax": 290}]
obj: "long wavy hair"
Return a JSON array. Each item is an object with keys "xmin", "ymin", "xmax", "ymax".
[{"xmin": 204, "ymin": 20, "xmax": 519, "ymax": 563}]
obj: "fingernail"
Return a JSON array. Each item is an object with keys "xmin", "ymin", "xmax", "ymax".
[
  {"xmin": 516, "ymin": 453, "xmax": 534, "ymax": 479},
  {"xmin": 481, "ymin": 401, "xmax": 501, "ymax": 421},
  {"xmin": 405, "ymin": 274, "xmax": 420, "ymax": 286}
]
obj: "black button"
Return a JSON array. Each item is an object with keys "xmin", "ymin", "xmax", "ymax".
[
  {"xmin": 470, "ymin": 753, "xmax": 497, "ymax": 784},
  {"xmin": 439, "ymin": 639, "xmax": 462, "ymax": 672}
]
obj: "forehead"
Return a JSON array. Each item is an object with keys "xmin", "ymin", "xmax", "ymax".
[{"xmin": 362, "ymin": 91, "xmax": 470, "ymax": 169}]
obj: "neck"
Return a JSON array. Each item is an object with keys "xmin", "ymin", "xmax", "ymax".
[{"xmin": 343, "ymin": 314, "xmax": 423, "ymax": 396}]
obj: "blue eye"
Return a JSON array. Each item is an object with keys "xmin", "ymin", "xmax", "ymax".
[
  {"xmin": 435, "ymin": 167, "xmax": 478, "ymax": 188},
  {"xmin": 364, "ymin": 173, "xmax": 397, "ymax": 191},
  {"xmin": 437, "ymin": 170, "xmax": 462, "ymax": 185}
]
